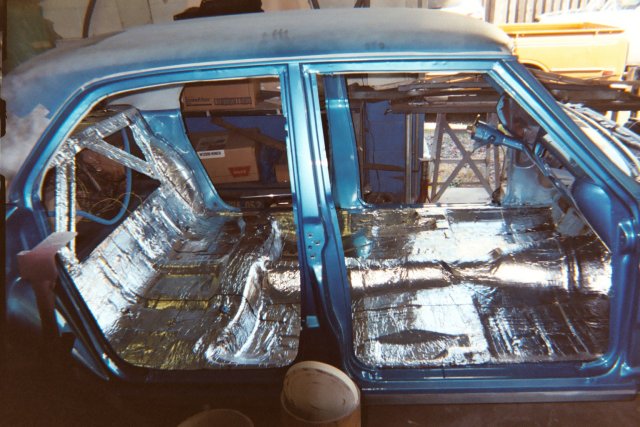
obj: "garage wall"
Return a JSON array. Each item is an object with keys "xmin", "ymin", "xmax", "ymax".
[
  {"xmin": 40, "ymin": 0, "xmax": 200, "ymax": 39},
  {"xmin": 39, "ymin": 0, "xmax": 311, "ymax": 40},
  {"xmin": 38, "ymin": 0, "xmax": 414, "ymax": 41},
  {"xmin": 486, "ymin": 0, "xmax": 591, "ymax": 24},
  {"xmin": 38, "ymin": 0, "xmax": 594, "ymax": 41}
]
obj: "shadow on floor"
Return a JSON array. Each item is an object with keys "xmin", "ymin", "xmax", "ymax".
[{"xmin": 1, "ymin": 342, "xmax": 638, "ymax": 427}]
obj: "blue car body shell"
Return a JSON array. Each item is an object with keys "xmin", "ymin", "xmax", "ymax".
[{"xmin": 3, "ymin": 8, "xmax": 640, "ymax": 403}]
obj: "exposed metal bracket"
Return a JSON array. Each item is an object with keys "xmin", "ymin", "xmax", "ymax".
[
  {"xmin": 617, "ymin": 220, "xmax": 638, "ymax": 254},
  {"xmin": 53, "ymin": 107, "xmax": 160, "ymax": 260},
  {"xmin": 430, "ymin": 113, "xmax": 496, "ymax": 202}
]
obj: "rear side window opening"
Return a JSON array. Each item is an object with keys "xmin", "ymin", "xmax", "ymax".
[
  {"xmin": 181, "ymin": 77, "xmax": 292, "ymax": 210},
  {"xmin": 40, "ymin": 75, "xmax": 301, "ymax": 370},
  {"xmin": 316, "ymin": 71, "xmax": 612, "ymax": 368}
]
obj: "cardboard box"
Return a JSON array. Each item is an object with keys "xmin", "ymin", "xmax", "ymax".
[
  {"xmin": 275, "ymin": 163, "xmax": 290, "ymax": 183},
  {"xmin": 195, "ymin": 131, "xmax": 259, "ymax": 184},
  {"xmin": 182, "ymin": 81, "xmax": 260, "ymax": 112}
]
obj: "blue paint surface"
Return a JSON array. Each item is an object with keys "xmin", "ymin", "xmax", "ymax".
[
  {"xmin": 3, "ymin": 8, "xmax": 640, "ymax": 401},
  {"xmin": 4, "ymin": 9, "xmax": 511, "ymax": 117}
]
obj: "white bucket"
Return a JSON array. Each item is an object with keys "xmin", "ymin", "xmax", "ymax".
[{"xmin": 281, "ymin": 361, "xmax": 361, "ymax": 427}]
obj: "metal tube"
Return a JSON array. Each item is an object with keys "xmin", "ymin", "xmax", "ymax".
[
  {"xmin": 54, "ymin": 163, "xmax": 69, "ymax": 233},
  {"xmin": 405, "ymin": 113, "xmax": 413, "ymax": 203}
]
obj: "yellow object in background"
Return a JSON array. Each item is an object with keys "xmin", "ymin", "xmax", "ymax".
[{"xmin": 500, "ymin": 22, "xmax": 629, "ymax": 79}]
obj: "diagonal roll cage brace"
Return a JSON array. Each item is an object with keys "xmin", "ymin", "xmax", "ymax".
[{"xmin": 51, "ymin": 107, "xmax": 159, "ymax": 259}]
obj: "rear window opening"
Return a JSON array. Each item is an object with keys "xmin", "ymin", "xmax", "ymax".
[
  {"xmin": 41, "ymin": 76, "xmax": 300, "ymax": 370},
  {"xmin": 318, "ymin": 72, "xmax": 611, "ymax": 368},
  {"xmin": 181, "ymin": 77, "xmax": 292, "ymax": 210}
]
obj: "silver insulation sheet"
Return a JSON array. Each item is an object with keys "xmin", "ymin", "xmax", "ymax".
[
  {"xmin": 57, "ymin": 107, "xmax": 299, "ymax": 370},
  {"xmin": 58, "ymin": 108, "xmax": 610, "ymax": 370},
  {"xmin": 343, "ymin": 206, "xmax": 611, "ymax": 368},
  {"xmin": 67, "ymin": 187, "xmax": 300, "ymax": 369}
]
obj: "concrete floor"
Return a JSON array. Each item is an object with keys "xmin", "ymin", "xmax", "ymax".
[{"xmin": 2, "ymin": 343, "xmax": 639, "ymax": 427}]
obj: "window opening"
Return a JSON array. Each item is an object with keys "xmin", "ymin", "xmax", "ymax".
[{"xmin": 181, "ymin": 77, "xmax": 292, "ymax": 210}]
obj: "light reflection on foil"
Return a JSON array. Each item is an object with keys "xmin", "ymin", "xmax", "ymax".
[
  {"xmin": 58, "ymin": 108, "xmax": 611, "ymax": 371},
  {"xmin": 344, "ymin": 206, "xmax": 611, "ymax": 368},
  {"xmin": 70, "ymin": 194, "xmax": 301, "ymax": 369},
  {"xmin": 59, "ymin": 108, "xmax": 300, "ymax": 369},
  {"xmin": 68, "ymin": 198, "xmax": 610, "ymax": 369}
]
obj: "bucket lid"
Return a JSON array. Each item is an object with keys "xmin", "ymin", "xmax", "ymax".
[
  {"xmin": 282, "ymin": 361, "xmax": 360, "ymax": 423},
  {"xmin": 178, "ymin": 408, "xmax": 254, "ymax": 427}
]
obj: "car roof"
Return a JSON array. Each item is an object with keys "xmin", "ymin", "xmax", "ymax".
[{"xmin": 3, "ymin": 8, "xmax": 512, "ymax": 117}]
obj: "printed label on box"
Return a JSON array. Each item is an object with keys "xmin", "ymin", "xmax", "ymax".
[
  {"xmin": 198, "ymin": 150, "xmax": 225, "ymax": 159},
  {"xmin": 214, "ymin": 96, "xmax": 253, "ymax": 107},
  {"xmin": 229, "ymin": 166, "xmax": 251, "ymax": 177}
]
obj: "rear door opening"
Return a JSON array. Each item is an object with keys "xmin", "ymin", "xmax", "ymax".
[
  {"xmin": 314, "ymin": 69, "xmax": 621, "ymax": 370},
  {"xmin": 41, "ymin": 75, "xmax": 301, "ymax": 370}
]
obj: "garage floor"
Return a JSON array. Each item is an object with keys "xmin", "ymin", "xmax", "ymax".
[{"xmin": 2, "ymin": 343, "xmax": 639, "ymax": 427}]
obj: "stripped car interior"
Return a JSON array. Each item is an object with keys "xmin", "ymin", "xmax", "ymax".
[{"xmin": 4, "ymin": 9, "xmax": 640, "ymax": 401}]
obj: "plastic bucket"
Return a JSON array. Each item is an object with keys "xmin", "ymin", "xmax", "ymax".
[
  {"xmin": 281, "ymin": 361, "xmax": 361, "ymax": 427},
  {"xmin": 177, "ymin": 408, "xmax": 254, "ymax": 427}
]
